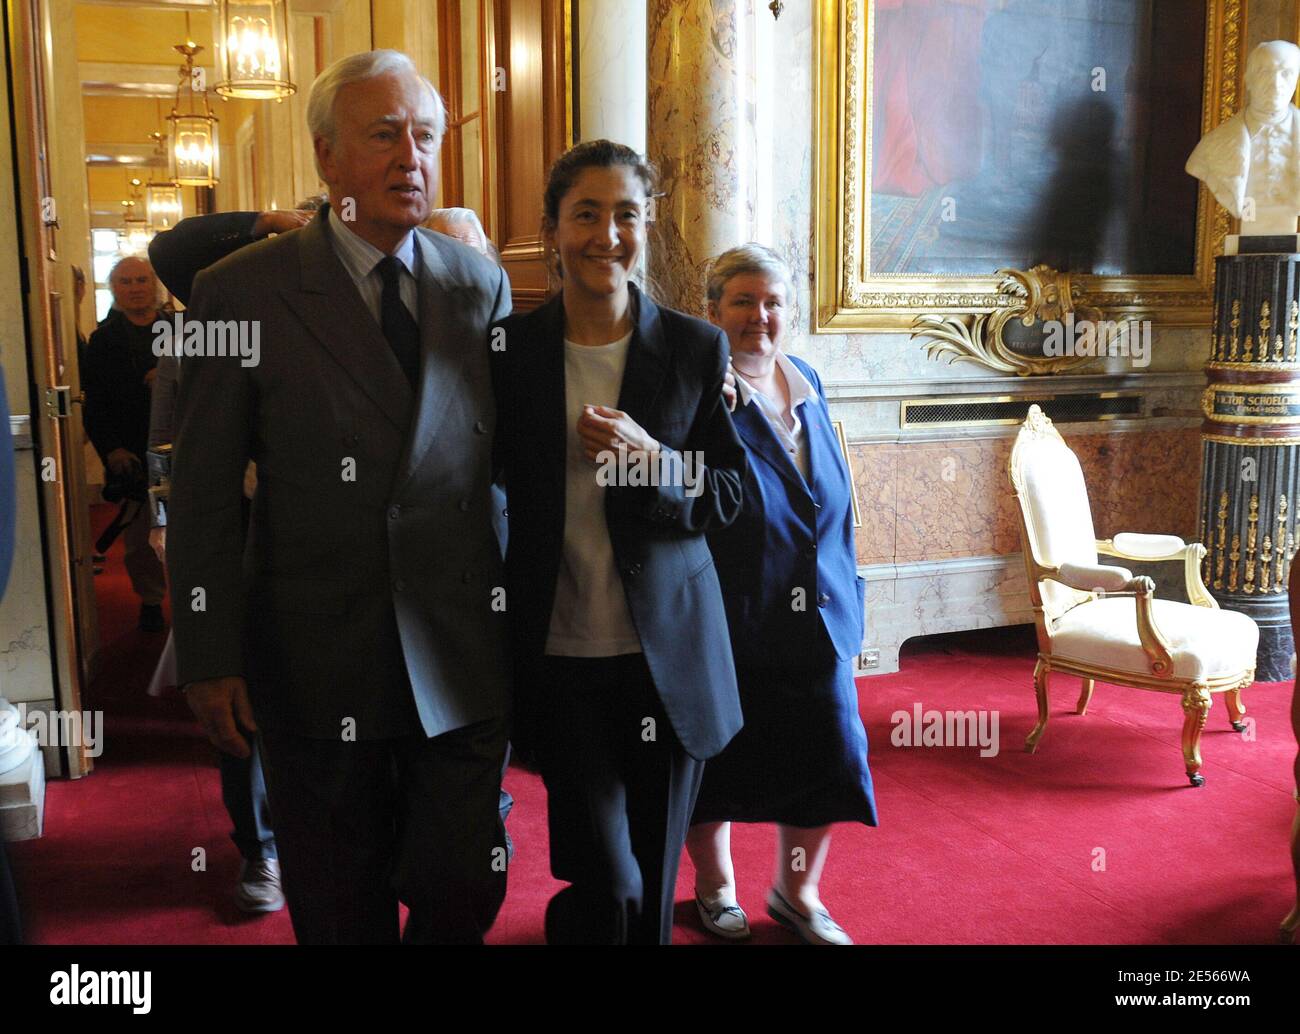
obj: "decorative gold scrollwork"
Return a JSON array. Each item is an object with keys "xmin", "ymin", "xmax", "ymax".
[{"xmin": 911, "ymin": 266, "xmax": 1106, "ymax": 377}]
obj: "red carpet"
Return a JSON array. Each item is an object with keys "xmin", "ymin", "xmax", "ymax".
[{"xmin": 8, "ymin": 504, "xmax": 1296, "ymax": 944}]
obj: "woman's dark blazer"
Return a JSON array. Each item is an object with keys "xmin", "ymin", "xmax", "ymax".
[
  {"xmin": 708, "ymin": 354, "xmax": 865, "ymax": 669},
  {"xmin": 490, "ymin": 282, "xmax": 747, "ymax": 760}
]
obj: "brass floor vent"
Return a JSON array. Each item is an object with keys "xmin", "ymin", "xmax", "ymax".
[{"xmin": 900, "ymin": 392, "xmax": 1142, "ymax": 429}]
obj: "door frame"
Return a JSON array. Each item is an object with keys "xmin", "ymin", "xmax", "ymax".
[{"xmin": 5, "ymin": 0, "xmax": 98, "ymax": 777}]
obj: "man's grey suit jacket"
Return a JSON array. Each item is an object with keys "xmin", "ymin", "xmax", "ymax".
[{"xmin": 167, "ymin": 205, "xmax": 513, "ymax": 740}]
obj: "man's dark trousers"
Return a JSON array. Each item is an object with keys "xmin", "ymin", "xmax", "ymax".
[{"xmin": 259, "ymin": 717, "xmax": 509, "ymax": 944}]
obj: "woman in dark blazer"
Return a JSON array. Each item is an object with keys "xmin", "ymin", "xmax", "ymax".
[
  {"xmin": 491, "ymin": 140, "xmax": 746, "ymax": 945},
  {"xmin": 686, "ymin": 244, "xmax": 877, "ymax": 945}
]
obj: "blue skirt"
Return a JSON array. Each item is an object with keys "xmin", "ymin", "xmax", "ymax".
[{"xmin": 691, "ymin": 653, "xmax": 878, "ymax": 828}]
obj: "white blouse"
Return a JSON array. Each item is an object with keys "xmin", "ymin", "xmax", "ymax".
[{"xmin": 734, "ymin": 351, "xmax": 818, "ymax": 480}]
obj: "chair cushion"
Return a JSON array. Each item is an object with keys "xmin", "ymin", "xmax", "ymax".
[
  {"xmin": 1051, "ymin": 597, "xmax": 1258, "ymax": 681},
  {"xmin": 1058, "ymin": 562, "xmax": 1134, "ymax": 592},
  {"xmin": 1112, "ymin": 532, "xmax": 1185, "ymax": 559}
]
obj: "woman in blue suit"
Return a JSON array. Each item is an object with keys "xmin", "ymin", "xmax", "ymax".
[{"xmin": 687, "ymin": 245, "xmax": 877, "ymax": 945}]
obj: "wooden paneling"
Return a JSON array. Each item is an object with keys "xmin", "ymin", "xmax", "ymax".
[
  {"xmin": 438, "ymin": 0, "xmax": 467, "ymax": 207},
  {"xmin": 493, "ymin": 0, "xmax": 570, "ymax": 310}
]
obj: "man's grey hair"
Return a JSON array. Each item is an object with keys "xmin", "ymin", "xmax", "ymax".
[
  {"xmin": 107, "ymin": 255, "xmax": 155, "ymax": 284},
  {"xmin": 1245, "ymin": 40, "xmax": 1300, "ymax": 94},
  {"xmin": 705, "ymin": 243, "xmax": 795, "ymax": 306},
  {"xmin": 106, "ymin": 255, "xmax": 159, "ymax": 308},
  {"xmin": 306, "ymin": 49, "xmax": 447, "ymax": 177}
]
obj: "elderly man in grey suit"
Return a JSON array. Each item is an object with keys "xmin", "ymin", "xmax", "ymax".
[{"xmin": 167, "ymin": 49, "xmax": 512, "ymax": 944}]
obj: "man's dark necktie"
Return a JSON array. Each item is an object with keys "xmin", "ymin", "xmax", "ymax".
[{"xmin": 376, "ymin": 255, "xmax": 420, "ymax": 388}]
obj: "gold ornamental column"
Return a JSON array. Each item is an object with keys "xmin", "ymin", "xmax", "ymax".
[{"xmin": 646, "ymin": 0, "xmax": 754, "ymax": 315}]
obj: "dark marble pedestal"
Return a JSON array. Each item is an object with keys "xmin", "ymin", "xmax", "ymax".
[{"xmin": 1201, "ymin": 249, "xmax": 1300, "ymax": 682}]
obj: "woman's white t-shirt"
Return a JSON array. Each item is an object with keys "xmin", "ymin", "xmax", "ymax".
[{"xmin": 544, "ymin": 331, "xmax": 644, "ymax": 657}]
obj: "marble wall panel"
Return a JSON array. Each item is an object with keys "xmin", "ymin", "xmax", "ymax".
[
  {"xmin": 0, "ymin": 449, "xmax": 54, "ymax": 707},
  {"xmin": 848, "ymin": 426, "xmax": 1203, "ymax": 567},
  {"xmin": 892, "ymin": 441, "xmax": 1015, "ymax": 562},
  {"xmin": 1069, "ymin": 428, "xmax": 1202, "ymax": 540},
  {"xmin": 850, "ymin": 443, "xmax": 895, "ymax": 564},
  {"xmin": 862, "ymin": 555, "xmax": 1035, "ymax": 674}
]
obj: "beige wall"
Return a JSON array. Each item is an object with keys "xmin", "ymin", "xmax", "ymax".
[
  {"xmin": 75, "ymin": 4, "xmax": 210, "ymax": 254},
  {"xmin": 74, "ymin": 4, "xmax": 216, "ymax": 62},
  {"xmin": 49, "ymin": 0, "xmax": 93, "ymax": 378},
  {"xmin": 70, "ymin": 0, "xmax": 456, "ymax": 229},
  {"xmin": 338, "ymin": 0, "xmax": 373, "ymax": 56},
  {"xmin": 71, "ymin": 0, "xmax": 382, "ymax": 230},
  {"xmin": 0, "ymin": 10, "xmax": 30, "ymax": 418},
  {"xmin": 371, "ymin": 0, "xmax": 437, "ymax": 69},
  {"xmin": 221, "ymin": 0, "xmax": 445, "ymax": 214}
]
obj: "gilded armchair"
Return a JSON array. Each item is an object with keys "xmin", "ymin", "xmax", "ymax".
[{"xmin": 1009, "ymin": 406, "xmax": 1257, "ymax": 786}]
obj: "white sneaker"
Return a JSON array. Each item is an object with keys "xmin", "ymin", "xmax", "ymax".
[
  {"xmin": 766, "ymin": 887, "xmax": 852, "ymax": 945},
  {"xmin": 695, "ymin": 891, "xmax": 751, "ymax": 940}
]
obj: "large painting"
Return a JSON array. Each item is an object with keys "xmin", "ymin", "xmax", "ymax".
[{"xmin": 814, "ymin": 0, "xmax": 1242, "ymax": 333}]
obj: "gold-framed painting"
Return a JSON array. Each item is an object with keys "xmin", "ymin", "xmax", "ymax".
[{"xmin": 813, "ymin": 0, "xmax": 1242, "ymax": 335}]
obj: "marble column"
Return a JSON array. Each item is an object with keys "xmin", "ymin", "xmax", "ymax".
[
  {"xmin": 645, "ymin": 0, "xmax": 755, "ymax": 316},
  {"xmin": 578, "ymin": 0, "xmax": 647, "ymax": 152}
]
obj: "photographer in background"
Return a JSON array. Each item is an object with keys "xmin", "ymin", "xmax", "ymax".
[{"xmin": 82, "ymin": 256, "xmax": 166, "ymax": 632}]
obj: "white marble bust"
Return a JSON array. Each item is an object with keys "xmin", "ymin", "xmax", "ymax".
[{"xmin": 1187, "ymin": 40, "xmax": 1300, "ymax": 235}]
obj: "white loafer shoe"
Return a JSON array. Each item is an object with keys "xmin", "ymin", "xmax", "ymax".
[
  {"xmin": 695, "ymin": 892, "xmax": 752, "ymax": 940},
  {"xmin": 766, "ymin": 887, "xmax": 852, "ymax": 945}
]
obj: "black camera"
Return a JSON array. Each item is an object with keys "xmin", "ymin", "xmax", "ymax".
[
  {"xmin": 147, "ymin": 444, "xmax": 172, "ymax": 529},
  {"xmin": 101, "ymin": 463, "xmax": 148, "ymax": 504},
  {"xmin": 95, "ymin": 459, "xmax": 149, "ymax": 554}
]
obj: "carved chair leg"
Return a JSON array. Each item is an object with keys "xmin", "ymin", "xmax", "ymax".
[
  {"xmin": 1026, "ymin": 657, "xmax": 1050, "ymax": 753},
  {"xmin": 1282, "ymin": 802, "xmax": 1299, "ymax": 945},
  {"xmin": 1224, "ymin": 688, "xmax": 1247, "ymax": 733},
  {"xmin": 1181, "ymin": 687, "xmax": 1212, "ymax": 787},
  {"xmin": 1076, "ymin": 678, "xmax": 1095, "ymax": 716}
]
